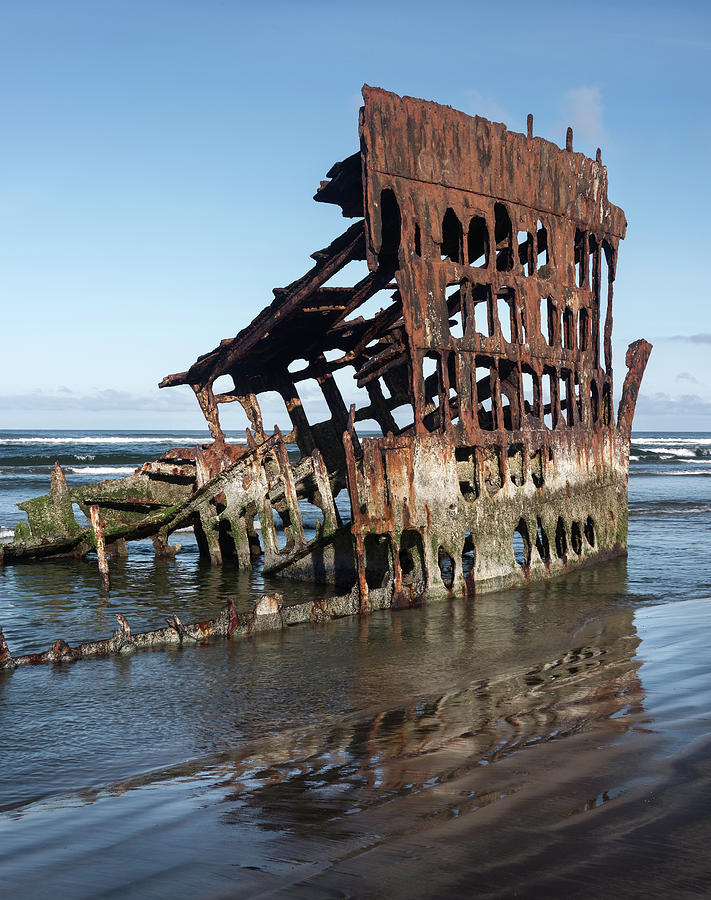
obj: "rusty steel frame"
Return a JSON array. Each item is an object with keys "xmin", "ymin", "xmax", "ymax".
[{"xmin": 2, "ymin": 86, "xmax": 651, "ymax": 660}]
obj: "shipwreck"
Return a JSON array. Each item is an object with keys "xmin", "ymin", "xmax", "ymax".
[{"xmin": 2, "ymin": 86, "xmax": 651, "ymax": 622}]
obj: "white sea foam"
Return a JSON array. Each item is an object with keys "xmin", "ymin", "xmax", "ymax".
[
  {"xmin": 65, "ymin": 466, "xmax": 137, "ymax": 476},
  {"xmin": 0, "ymin": 435, "xmax": 248, "ymax": 446},
  {"xmin": 654, "ymin": 449, "xmax": 697, "ymax": 458},
  {"xmin": 633, "ymin": 437, "xmax": 711, "ymax": 447},
  {"xmin": 0, "ymin": 437, "xmax": 187, "ymax": 445}
]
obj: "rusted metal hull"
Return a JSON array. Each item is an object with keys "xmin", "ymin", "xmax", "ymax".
[{"xmin": 3, "ymin": 86, "xmax": 650, "ymax": 634}]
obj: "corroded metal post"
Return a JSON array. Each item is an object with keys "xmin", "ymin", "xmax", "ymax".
[{"xmin": 89, "ymin": 504, "xmax": 110, "ymax": 592}]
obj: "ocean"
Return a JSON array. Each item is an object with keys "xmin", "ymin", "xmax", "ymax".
[{"xmin": 0, "ymin": 430, "xmax": 710, "ymax": 898}]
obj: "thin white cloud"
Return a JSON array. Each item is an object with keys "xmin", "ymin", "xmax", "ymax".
[
  {"xmin": 667, "ymin": 333, "xmax": 711, "ymax": 344},
  {"xmin": 676, "ymin": 372, "xmax": 704, "ymax": 386},
  {"xmin": 636, "ymin": 392, "xmax": 711, "ymax": 418},
  {"xmin": 561, "ymin": 87, "xmax": 607, "ymax": 147},
  {"xmin": 0, "ymin": 389, "xmax": 196, "ymax": 412},
  {"xmin": 463, "ymin": 90, "xmax": 511, "ymax": 125}
]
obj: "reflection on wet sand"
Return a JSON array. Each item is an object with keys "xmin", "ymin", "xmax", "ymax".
[
  {"xmin": 212, "ymin": 614, "xmax": 642, "ymax": 842},
  {"xmin": 0, "ymin": 574, "xmax": 651, "ymax": 898}
]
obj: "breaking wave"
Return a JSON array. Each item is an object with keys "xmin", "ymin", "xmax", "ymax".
[
  {"xmin": 0, "ymin": 435, "xmax": 248, "ymax": 446},
  {"xmin": 64, "ymin": 466, "xmax": 138, "ymax": 476},
  {"xmin": 630, "ymin": 435, "xmax": 711, "ymax": 471}
]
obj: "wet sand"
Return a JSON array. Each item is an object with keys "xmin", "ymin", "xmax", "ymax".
[{"xmin": 2, "ymin": 595, "xmax": 710, "ymax": 898}]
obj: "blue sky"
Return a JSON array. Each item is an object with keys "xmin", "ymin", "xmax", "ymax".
[{"xmin": 1, "ymin": 0, "xmax": 709, "ymax": 431}]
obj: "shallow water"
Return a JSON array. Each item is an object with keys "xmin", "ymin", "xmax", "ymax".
[{"xmin": 1, "ymin": 431, "xmax": 710, "ymax": 897}]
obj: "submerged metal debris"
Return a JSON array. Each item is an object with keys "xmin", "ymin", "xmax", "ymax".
[
  {"xmin": 3, "ymin": 86, "xmax": 650, "ymax": 625},
  {"xmin": 0, "ymin": 592, "xmax": 378, "ymax": 670}
]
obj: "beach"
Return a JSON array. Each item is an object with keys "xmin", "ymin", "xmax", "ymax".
[{"xmin": 1, "ymin": 431, "xmax": 710, "ymax": 897}]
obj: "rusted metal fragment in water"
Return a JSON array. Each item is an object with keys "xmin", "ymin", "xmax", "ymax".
[
  {"xmin": 0, "ymin": 590, "xmax": 386, "ymax": 672},
  {"xmin": 6, "ymin": 86, "xmax": 650, "ymax": 615}
]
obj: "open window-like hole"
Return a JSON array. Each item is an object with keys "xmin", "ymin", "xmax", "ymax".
[
  {"xmin": 414, "ymin": 222, "xmax": 422, "ymax": 257},
  {"xmin": 476, "ymin": 365, "xmax": 494, "ymax": 431},
  {"xmin": 494, "ymin": 203, "xmax": 513, "ymax": 271},
  {"xmin": 354, "ymin": 418, "xmax": 383, "ymax": 435},
  {"xmin": 294, "ymin": 377, "xmax": 321, "ymax": 399},
  {"xmin": 423, "ymin": 355, "xmax": 440, "ymax": 428},
  {"xmin": 391, "ymin": 402, "xmax": 415, "ymax": 431},
  {"xmin": 517, "ymin": 230, "xmax": 533, "ymax": 276},
  {"xmin": 399, "ymin": 529, "xmax": 426, "ymax": 587},
  {"xmin": 482, "ymin": 446, "xmax": 502, "ymax": 494},
  {"xmin": 441, "ymin": 208, "xmax": 463, "ymax": 263},
  {"xmin": 255, "ymin": 391, "xmax": 291, "ymax": 433},
  {"xmin": 507, "ymin": 443, "xmax": 525, "ymax": 486},
  {"xmin": 536, "ymin": 219, "xmax": 548, "ymax": 270},
  {"xmin": 500, "ymin": 392, "xmax": 513, "ymax": 430},
  {"xmin": 530, "ymin": 448, "xmax": 545, "ymax": 488},
  {"xmin": 333, "ymin": 488, "xmax": 351, "ymax": 525},
  {"xmin": 238, "ymin": 505, "xmax": 263, "ymax": 560},
  {"xmin": 588, "ymin": 234, "xmax": 598, "ymax": 297},
  {"xmin": 212, "ymin": 374, "xmax": 234, "ymax": 396},
  {"xmin": 600, "ymin": 241, "xmax": 611, "ymax": 362},
  {"xmin": 218, "ymin": 519, "xmax": 237, "ymax": 559},
  {"xmin": 437, "ymin": 547, "xmax": 455, "ymax": 589},
  {"xmin": 455, "ymin": 446, "xmax": 479, "ymax": 502},
  {"xmin": 462, "ymin": 531, "xmax": 475, "ymax": 584},
  {"xmin": 590, "ymin": 380, "xmax": 600, "ymax": 423},
  {"xmin": 473, "ymin": 284, "xmax": 493, "ymax": 339},
  {"xmin": 540, "ymin": 297, "xmax": 555, "ymax": 345},
  {"xmin": 543, "ymin": 371, "xmax": 556, "ymax": 430},
  {"xmin": 467, "ymin": 215, "xmax": 489, "ymax": 267},
  {"xmin": 449, "ymin": 309, "xmax": 464, "ymax": 340},
  {"xmin": 479, "ymin": 395, "xmax": 493, "ymax": 430},
  {"xmin": 72, "ymin": 503, "xmax": 87, "ymax": 528},
  {"xmin": 399, "ymin": 546, "xmax": 415, "ymax": 577},
  {"xmin": 332, "ymin": 365, "xmax": 372, "ymax": 416},
  {"xmin": 520, "ymin": 305, "xmax": 529, "ymax": 344},
  {"xmin": 522, "ymin": 369, "xmax": 536, "ymax": 416},
  {"xmin": 287, "ymin": 359, "xmax": 309, "ymax": 375},
  {"xmin": 272, "ymin": 507, "xmax": 291, "ymax": 552},
  {"xmin": 294, "ymin": 377, "xmax": 329, "ymax": 424},
  {"xmin": 378, "ymin": 377, "xmax": 392, "ymax": 400},
  {"xmin": 584, "ymin": 516, "xmax": 595, "ymax": 547},
  {"xmin": 299, "ymin": 496, "xmax": 324, "ymax": 538},
  {"xmin": 446, "ymin": 284, "xmax": 464, "ymax": 339},
  {"xmin": 216, "ymin": 394, "xmax": 252, "ymax": 438},
  {"xmin": 535, "ymin": 518, "xmax": 550, "ymax": 564},
  {"xmin": 448, "ymin": 379, "xmax": 460, "ymax": 426},
  {"xmin": 560, "ymin": 374, "xmax": 574, "ymax": 426},
  {"xmin": 496, "ymin": 290, "xmax": 515, "ymax": 344},
  {"xmin": 323, "ymin": 348, "xmax": 344, "ymax": 363},
  {"xmin": 513, "ymin": 519, "xmax": 531, "ymax": 568},
  {"xmin": 571, "ymin": 521, "xmax": 583, "ymax": 555},
  {"xmin": 365, "ymin": 533, "xmax": 392, "ymax": 590},
  {"xmin": 563, "ymin": 307, "xmax": 575, "ymax": 350},
  {"xmin": 555, "ymin": 517, "xmax": 568, "ymax": 560}
]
